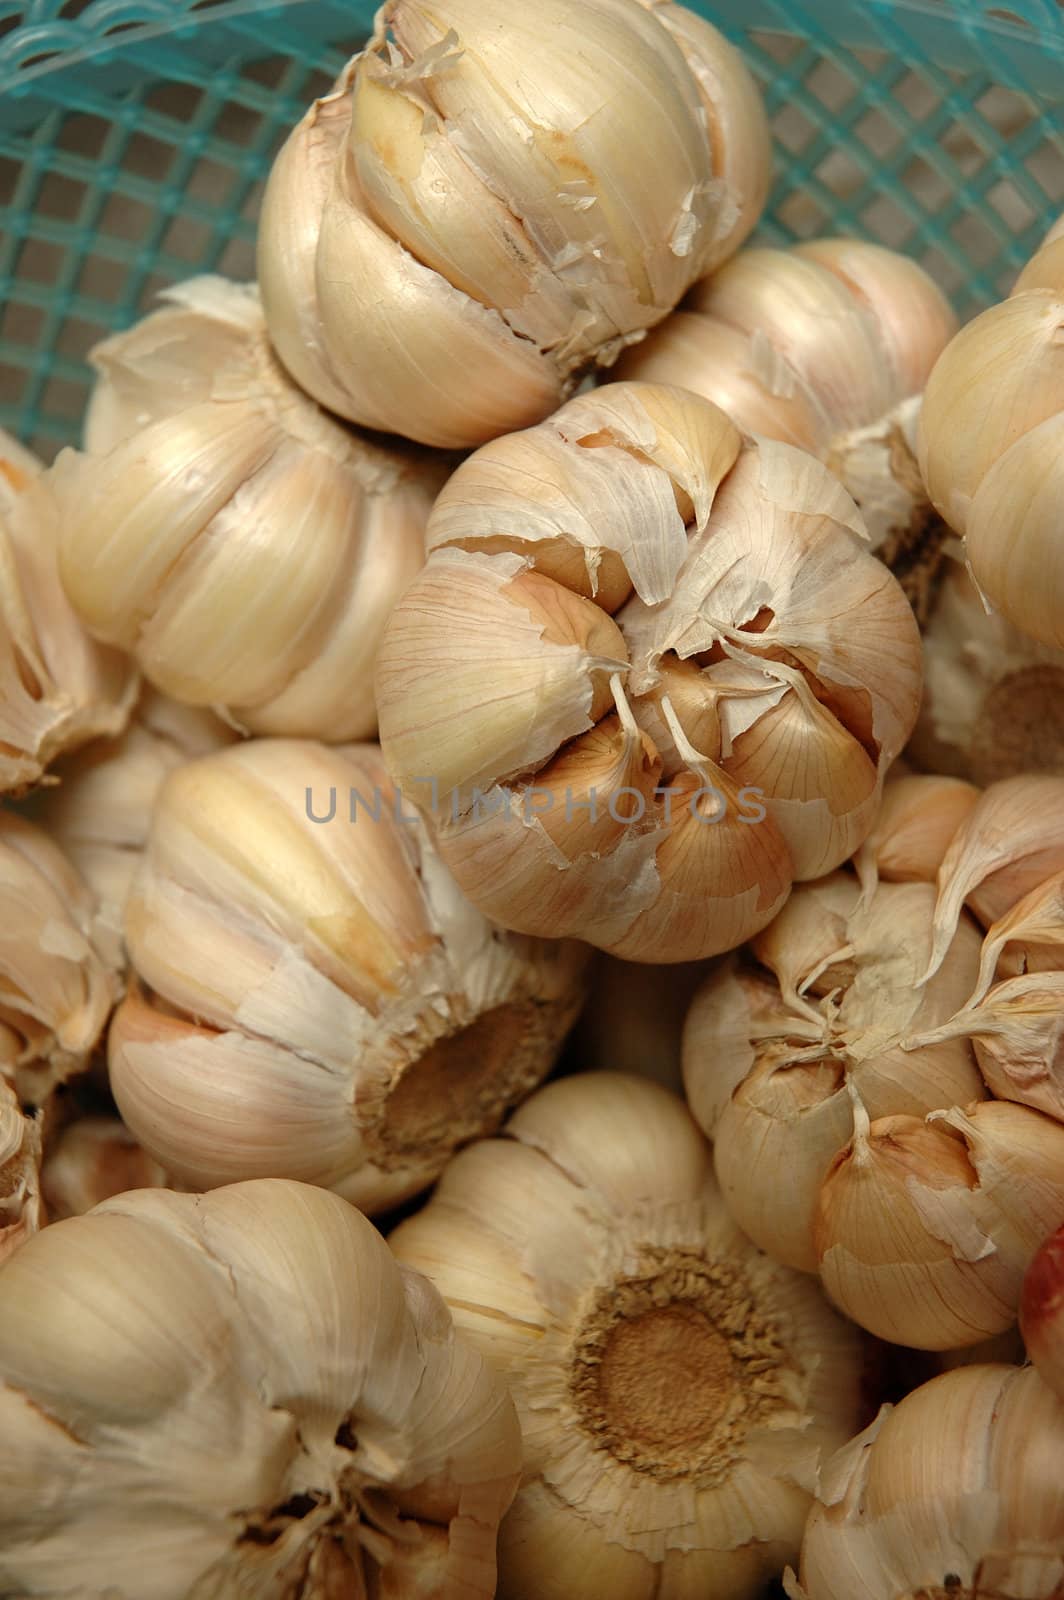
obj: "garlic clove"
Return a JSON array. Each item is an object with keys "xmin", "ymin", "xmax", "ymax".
[
  {"xmin": 40, "ymin": 1115, "xmax": 168, "ymax": 1220},
  {"xmin": 853, "ymin": 771, "xmax": 979, "ymax": 904},
  {"xmin": 965, "ymin": 409, "xmax": 1064, "ymax": 650},
  {"xmin": 916, "ymin": 289, "xmax": 1064, "ymax": 536},
  {"xmin": 751, "ymin": 870, "xmax": 861, "ymax": 1014},
  {"xmin": 1020, "ymin": 1223, "xmax": 1064, "ymax": 1401}
]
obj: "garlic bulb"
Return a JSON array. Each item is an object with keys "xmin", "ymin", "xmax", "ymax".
[
  {"xmin": 0, "ymin": 429, "xmax": 136, "ymax": 796},
  {"xmin": 618, "ymin": 237, "xmax": 957, "ymax": 577},
  {"xmin": 815, "ymin": 1099, "xmax": 1064, "ymax": 1349},
  {"xmin": 786, "ymin": 1363, "xmax": 1064, "ymax": 1600},
  {"xmin": 54, "ymin": 277, "xmax": 440, "ymax": 740},
  {"xmin": 853, "ymin": 770, "xmax": 978, "ymax": 903},
  {"xmin": 0, "ymin": 1179, "xmax": 521, "ymax": 1599},
  {"xmin": 909, "ymin": 556, "xmax": 1064, "ymax": 783},
  {"xmin": 570, "ymin": 953, "xmax": 710, "ymax": 1090},
  {"xmin": 390, "ymin": 1072, "xmax": 864, "ymax": 1600},
  {"xmin": 0, "ymin": 812, "xmax": 119, "ymax": 1108},
  {"xmin": 682, "ymin": 871, "xmax": 985, "ymax": 1274},
  {"xmin": 258, "ymin": 0, "xmax": 771, "ymax": 449},
  {"xmin": 376, "ymin": 382, "xmax": 923, "ymax": 962},
  {"xmin": 0, "ymin": 1080, "xmax": 42, "ymax": 1263},
  {"xmin": 109, "ymin": 738, "xmax": 586, "ymax": 1211},
  {"xmin": 39, "ymin": 687, "xmax": 237, "ymax": 967},
  {"xmin": 917, "ymin": 215, "xmax": 1064, "ymax": 648},
  {"xmin": 1021, "ymin": 1224, "xmax": 1064, "ymax": 1402},
  {"xmin": 41, "ymin": 1115, "xmax": 168, "ymax": 1220}
]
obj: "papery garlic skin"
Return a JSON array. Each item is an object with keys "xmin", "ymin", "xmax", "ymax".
[
  {"xmin": 41, "ymin": 1115, "xmax": 168, "ymax": 1220},
  {"xmin": 1021, "ymin": 1224, "xmax": 1064, "ymax": 1402},
  {"xmin": 815, "ymin": 1101, "xmax": 1064, "ymax": 1350},
  {"xmin": 909, "ymin": 557, "xmax": 1064, "ymax": 784},
  {"xmin": 390, "ymin": 1072, "xmax": 864, "ymax": 1600},
  {"xmin": 853, "ymin": 770, "xmax": 979, "ymax": 904},
  {"xmin": 108, "ymin": 738, "xmax": 586, "ymax": 1211},
  {"xmin": 683, "ymin": 872, "xmax": 985, "ymax": 1275},
  {"xmin": 786, "ymin": 1364, "xmax": 1064, "ymax": 1600},
  {"xmin": 0, "ymin": 430, "xmax": 136, "ymax": 797},
  {"xmin": 39, "ymin": 688, "xmax": 236, "ymax": 968},
  {"xmin": 0, "ymin": 1179, "xmax": 521, "ymax": 1600},
  {"xmin": 0, "ymin": 812, "xmax": 119, "ymax": 1108},
  {"xmin": 0, "ymin": 1080, "xmax": 43, "ymax": 1263},
  {"xmin": 618, "ymin": 238, "xmax": 957, "ymax": 568},
  {"xmin": 376, "ymin": 382, "xmax": 923, "ymax": 963},
  {"xmin": 258, "ymin": 0, "xmax": 770, "ymax": 448},
  {"xmin": 54, "ymin": 277, "xmax": 439, "ymax": 741},
  {"xmin": 917, "ymin": 223, "xmax": 1064, "ymax": 649}
]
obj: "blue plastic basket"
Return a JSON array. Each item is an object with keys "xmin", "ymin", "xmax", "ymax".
[{"xmin": 1, "ymin": 0, "xmax": 1062, "ymax": 457}]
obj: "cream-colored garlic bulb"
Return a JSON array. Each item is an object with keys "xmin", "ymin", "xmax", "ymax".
[
  {"xmin": 909, "ymin": 556, "xmax": 1064, "ymax": 783},
  {"xmin": 570, "ymin": 952, "xmax": 710, "ymax": 1090},
  {"xmin": 108, "ymin": 738, "xmax": 586, "ymax": 1211},
  {"xmin": 39, "ymin": 688, "xmax": 237, "ymax": 966},
  {"xmin": 0, "ymin": 429, "xmax": 136, "ymax": 796},
  {"xmin": 683, "ymin": 870, "xmax": 985, "ymax": 1275},
  {"xmin": 620, "ymin": 238, "xmax": 957, "ymax": 578},
  {"xmin": 1021, "ymin": 1224, "xmax": 1064, "ymax": 1402},
  {"xmin": 815, "ymin": 1098, "xmax": 1064, "ymax": 1349},
  {"xmin": 785, "ymin": 1364, "xmax": 1064, "ymax": 1600},
  {"xmin": 390, "ymin": 1072, "xmax": 864, "ymax": 1600},
  {"xmin": 0, "ymin": 812, "xmax": 119, "ymax": 1108},
  {"xmin": 917, "ymin": 214, "xmax": 1064, "ymax": 648},
  {"xmin": 53, "ymin": 277, "xmax": 439, "ymax": 740},
  {"xmin": 40, "ymin": 1115, "xmax": 168, "ymax": 1220},
  {"xmin": 0, "ymin": 1179, "xmax": 521, "ymax": 1598},
  {"xmin": 853, "ymin": 769, "xmax": 979, "ymax": 903},
  {"xmin": 376, "ymin": 382, "xmax": 923, "ymax": 962},
  {"xmin": 0, "ymin": 1080, "xmax": 42, "ymax": 1263},
  {"xmin": 258, "ymin": 0, "xmax": 770, "ymax": 449}
]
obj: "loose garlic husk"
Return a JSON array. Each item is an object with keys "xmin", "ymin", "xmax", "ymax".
[
  {"xmin": 0, "ymin": 812, "xmax": 119, "ymax": 1108},
  {"xmin": 785, "ymin": 1363, "xmax": 1064, "ymax": 1600},
  {"xmin": 0, "ymin": 429, "xmax": 136, "ymax": 796},
  {"xmin": 917, "ymin": 214, "xmax": 1064, "ymax": 648},
  {"xmin": 815, "ymin": 1098, "xmax": 1064, "ymax": 1349},
  {"xmin": 258, "ymin": 0, "xmax": 770, "ymax": 449},
  {"xmin": 390, "ymin": 1072, "xmax": 864, "ymax": 1600},
  {"xmin": 570, "ymin": 953, "xmax": 710, "ymax": 1090},
  {"xmin": 1021, "ymin": 1225, "xmax": 1064, "ymax": 1402},
  {"xmin": 108, "ymin": 738, "xmax": 586, "ymax": 1211},
  {"xmin": 0, "ymin": 1179, "xmax": 521, "ymax": 1599},
  {"xmin": 0, "ymin": 1080, "xmax": 42, "ymax": 1263},
  {"xmin": 909, "ymin": 556, "xmax": 1064, "ymax": 783},
  {"xmin": 53, "ymin": 277, "xmax": 440, "ymax": 740},
  {"xmin": 617, "ymin": 237, "xmax": 957, "ymax": 586},
  {"xmin": 682, "ymin": 869, "xmax": 985, "ymax": 1275},
  {"xmin": 40, "ymin": 1115, "xmax": 168, "ymax": 1220},
  {"xmin": 376, "ymin": 382, "xmax": 923, "ymax": 963},
  {"xmin": 38, "ymin": 687, "xmax": 236, "ymax": 967}
]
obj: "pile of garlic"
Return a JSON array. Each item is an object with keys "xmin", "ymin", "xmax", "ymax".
[{"xmin": 685, "ymin": 772, "xmax": 1064, "ymax": 1350}]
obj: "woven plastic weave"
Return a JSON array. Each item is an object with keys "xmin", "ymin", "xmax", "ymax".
[{"xmin": 1, "ymin": 0, "xmax": 1062, "ymax": 456}]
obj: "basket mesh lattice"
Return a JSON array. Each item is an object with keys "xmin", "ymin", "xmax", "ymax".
[{"xmin": 1, "ymin": 0, "xmax": 1062, "ymax": 456}]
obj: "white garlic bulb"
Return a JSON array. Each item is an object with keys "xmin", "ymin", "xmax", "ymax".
[
  {"xmin": 618, "ymin": 237, "xmax": 957, "ymax": 571},
  {"xmin": 0, "ymin": 1080, "xmax": 42, "ymax": 1263},
  {"xmin": 54, "ymin": 277, "xmax": 440, "ymax": 741},
  {"xmin": 390, "ymin": 1072, "xmax": 865, "ymax": 1600},
  {"xmin": 815, "ymin": 1099, "xmax": 1064, "ymax": 1349},
  {"xmin": 108, "ymin": 738, "xmax": 587, "ymax": 1211},
  {"xmin": 909, "ymin": 556, "xmax": 1064, "ymax": 784},
  {"xmin": 40, "ymin": 1114, "xmax": 168, "ymax": 1220},
  {"xmin": 1021, "ymin": 1224, "xmax": 1064, "ymax": 1403},
  {"xmin": 917, "ymin": 214, "xmax": 1064, "ymax": 648},
  {"xmin": 0, "ymin": 1179, "xmax": 521, "ymax": 1598},
  {"xmin": 0, "ymin": 812, "xmax": 119, "ymax": 1108},
  {"xmin": 786, "ymin": 1364, "xmax": 1064, "ymax": 1600},
  {"xmin": 683, "ymin": 871, "xmax": 986, "ymax": 1276},
  {"xmin": 39, "ymin": 687, "xmax": 237, "ymax": 967},
  {"xmin": 0, "ymin": 429, "xmax": 136, "ymax": 796},
  {"xmin": 258, "ymin": 0, "xmax": 771, "ymax": 448},
  {"xmin": 376, "ymin": 382, "xmax": 923, "ymax": 963}
]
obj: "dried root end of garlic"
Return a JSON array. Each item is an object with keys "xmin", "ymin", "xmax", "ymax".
[
  {"xmin": 390, "ymin": 1072, "xmax": 865, "ymax": 1600},
  {"xmin": 0, "ymin": 1179, "xmax": 522, "ymax": 1599}
]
